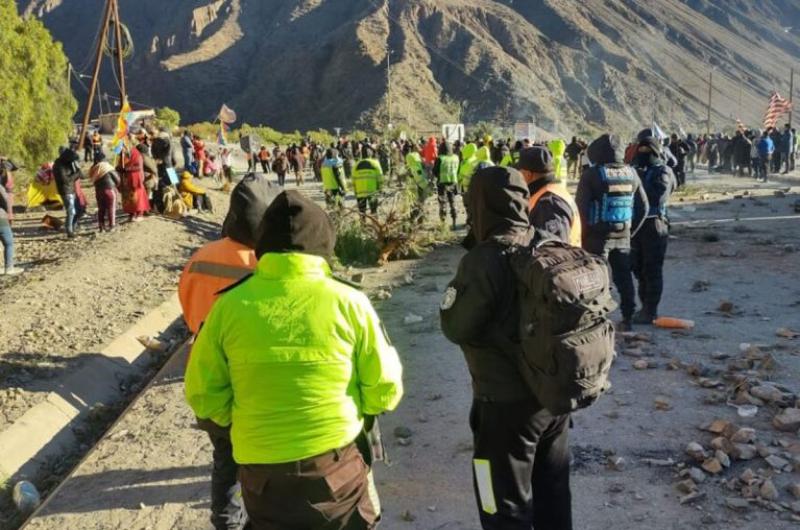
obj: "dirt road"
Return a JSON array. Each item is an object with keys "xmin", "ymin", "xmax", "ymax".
[{"xmin": 16, "ymin": 169, "xmax": 800, "ymax": 529}]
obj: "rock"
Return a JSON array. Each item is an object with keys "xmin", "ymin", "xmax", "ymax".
[
  {"xmin": 674, "ymin": 479, "xmax": 697, "ymax": 494},
  {"xmin": 716, "ymin": 450, "xmax": 731, "ymax": 468},
  {"xmin": 633, "ymin": 359, "xmax": 649, "ymax": 370},
  {"xmin": 607, "ymin": 456, "xmax": 626, "ymax": 471},
  {"xmin": 760, "ymin": 479, "xmax": 780, "ymax": 501},
  {"xmin": 789, "ymin": 483, "xmax": 800, "ymax": 500},
  {"xmin": 751, "ymin": 383, "xmax": 792, "ymax": 405},
  {"xmin": 702, "ymin": 232, "xmax": 720, "ymax": 243},
  {"xmin": 679, "ymin": 491, "xmax": 706, "ymax": 505},
  {"xmin": 725, "ymin": 497, "xmax": 751, "ymax": 511},
  {"xmin": 350, "ymin": 273, "xmax": 364, "ymax": 284},
  {"xmin": 701, "ymin": 458, "xmax": 723, "ymax": 474},
  {"xmin": 688, "ymin": 467, "xmax": 707, "ymax": 484},
  {"xmin": 765, "ymin": 455, "xmax": 791, "ymax": 472},
  {"xmin": 773, "ymin": 408, "xmax": 800, "ymax": 432},
  {"xmin": 730, "ymin": 428, "xmax": 757, "ymax": 444},
  {"xmin": 394, "ymin": 426, "xmax": 413, "ymax": 439},
  {"xmin": 711, "ymin": 437, "xmax": 734, "ymax": 454},
  {"xmin": 776, "ymin": 328, "xmax": 800, "ymax": 339},
  {"xmin": 757, "ymin": 443, "xmax": 776, "ymax": 458},
  {"xmin": 403, "ymin": 273, "xmax": 414, "ymax": 285},
  {"xmin": 400, "ymin": 510, "xmax": 416, "ymax": 522},
  {"xmin": 740, "ymin": 468, "xmax": 757, "ymax": 483},
  {"xmin": 640, "ymin": 458, "xmax": 674, "ymax": 467},
  {"xmin": 654, "ymin": 396, "xmax": 672, "ymax": 411},
  {"xmin": 374, "ymin": 289, "xmax": 392, "ymax": 301},
  {"xmin": 718, "ymin": 300, "xmax": 736, "ymax": 313},
  {"xmin": 791, "ymin": 501, "xmax": 800, "ymax": 515},
  {"xmin": 403, "ymin": 314, "xmax": 424, "ymax": 325},
  {"xmin": 705, "ymin": 419, "xmax": 731, "ymax": 434},
  {"xmin": 710, "ymin": 351, "xmax": 731, "ymax": 360},
  {"xmin": 691, "ymin": 280, "xmax": 710, "ymax": 292},
  {"xmin": 686, "ymin": 442, "xmax": 707, "ymax": 462}
]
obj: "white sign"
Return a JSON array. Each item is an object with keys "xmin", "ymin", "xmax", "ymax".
[
  {"xmin": 442, "ymin": 123, "xmax": 465, "ymax": 143},
  {"xmin": 514, "ymin": 122, "xmax": 536, "ymax": 142}
]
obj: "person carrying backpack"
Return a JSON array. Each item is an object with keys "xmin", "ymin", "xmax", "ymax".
[
  {"xmin": 440, "ymin": 165, "xmax": 573, "ymax": 530},
  {"xmin": 320, "ymin": 148, "xmax": 346, "ymax": 209},
  {"xmin": 433, "ymin": 142, "xmax": 460, "ymax": 228},
  {"xmin": 630, "ymin": 134, "xmax": 677, "ymax": 324},
  {"xmin": 575, "ymin": 134, "xmax": 648, "ymax": 331}
]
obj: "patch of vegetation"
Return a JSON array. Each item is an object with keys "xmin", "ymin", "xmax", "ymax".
[
  {"xmin": 0, "ymin": 0, "xmax": 77, "ymax": 171},
  {"xmin": 154, "ymin": 107, "xmax": 181, "ymax": 133}
]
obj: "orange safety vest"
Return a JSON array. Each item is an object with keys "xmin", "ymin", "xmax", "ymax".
[
  {"xmin": 529, "ymin": 183, "xmax": 582, "ymax": 247},
  {"xmin": 178, "ymin": 237, "xmax": 257, "ymax": 334}
]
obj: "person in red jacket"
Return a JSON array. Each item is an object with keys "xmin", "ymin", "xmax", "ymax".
[{"xmin": 119, "ymin": 145, "xmax": 150, "ymax": 222}]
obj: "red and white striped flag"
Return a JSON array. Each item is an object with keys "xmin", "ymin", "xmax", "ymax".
[{"xmin": 763, "ymin": 91, "xmax": 792, "ymax": 129}]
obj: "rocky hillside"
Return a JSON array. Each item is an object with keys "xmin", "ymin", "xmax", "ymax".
[{"xmin": 18, "ymin": 0, "xmax": 800, "ymax": 136}]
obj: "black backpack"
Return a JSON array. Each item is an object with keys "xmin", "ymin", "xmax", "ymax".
[{"xmin": 510, "ymin": 239, "xmax": 617, "ymax": 415}]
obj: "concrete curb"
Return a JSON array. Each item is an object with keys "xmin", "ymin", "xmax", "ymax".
[{"xmin": 0, "ymin": 294, "xmax": 183, "ymax": 481}]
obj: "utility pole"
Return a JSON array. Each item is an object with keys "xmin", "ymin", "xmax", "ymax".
[
  {"xmin": 706, "ymin": 70, "xmax": 713, "ymax": 137},
  {"xmin": 789, "ymin": 67, "xmax": 794, "ymax": 128},
  {"xmin": 77, "ymin": 0, "xmax": 113, "ymax": 149}
]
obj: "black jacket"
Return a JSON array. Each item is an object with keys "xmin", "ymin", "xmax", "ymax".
[
  {"xmin": 576, "ymin": 135, "xmax": 648, "ymax": 254},
  {"xmin": 632, "ymin": 156, "xmax": 676, "ymax": 230},
  {"xmin": 53, "ymin": 148, "xmax": 82, "ymax": 198},
  {"xmin": 528, "ymin": 178, "xmax": 573, "ymax": 245},
  {"xmin": 441, "ymin": 166, "xmax": 532, "ymax": 401}
]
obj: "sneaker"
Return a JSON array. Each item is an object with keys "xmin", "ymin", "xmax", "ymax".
[{"xmin": 5, "ymin": 267, "xmax": 24, "ymax": 276}]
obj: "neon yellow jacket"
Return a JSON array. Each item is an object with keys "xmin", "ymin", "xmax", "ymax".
[
  {"xmin": 458, "ymin": 143, "xmax": 478, "ymax": 190},
  {"xmin": 548, "ymin": 139, "xmax": 567, "ymax": 179},
  {"xmin": 405, "ymin": 151, "xmax": 428, "ymax": 190},
  {"xmin": 352, "ymin": 158, "xmax": 383, "ymax": 198},
  {"xmin": 185, "ymin": 252, "xmax": 404, "ymax": 464}
]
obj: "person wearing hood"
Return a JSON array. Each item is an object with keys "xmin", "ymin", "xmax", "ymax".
[
  {"xmin": 321, "ymin": 148, "xmax": 346, "ymax": 209},
  {"xmin": 185, "ymin": 190, "xmax": 403, "ymax": 530},
  {"xmin": 405, "ymin": 143, "xmax": 430, "ymax": 223},
  {"xmin": 441, "ymin": 166, "xmax": 572, "ymax": 530},
  {"xmin": 179, "ymin": 174, "xmax": 277, "ymax": 530},
  {"xmin": 88, "ymin": 153, "xmax": 121, "ymax": 232},
  {"xmin": 547, "ymin": 138, "xmax": 567, "ymax": 180},
  {"xmin": 498, "ymin": 144, "xmax": 513, "ymax": 167},
  {"xmin": 53, "ymin": 146, "xmax": 86, "ymax": 237},
  {"xmin": 458, "ymin": 142, "xmax": 480, "ymax": 192},
  {"xmin": 516, "ymin": 146, "xmax": 581, "ymax": 246},
  {"xmin": 630, "ymin": 134, "xmax": 677, "ymax": 325},
  {"xmin": 433, "ymin": 142, "xmax": 460, "ymax": 228},
  {"xmin": 576, "ymin": 134, "xmax": 648, "ymax": 331}
]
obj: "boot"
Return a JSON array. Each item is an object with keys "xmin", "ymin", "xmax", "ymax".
[{"xmin": 617, "ymin": 319, "xmax": 633, "ymax": 332}]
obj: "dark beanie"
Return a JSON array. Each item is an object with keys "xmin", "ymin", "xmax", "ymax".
[
  {"xmin": 222, "ymin": 174, "xmax": 279, "ymax": 248},
  {"xmin": 256, "ymin": 190, "xmax": 336, "ymax": 258}
]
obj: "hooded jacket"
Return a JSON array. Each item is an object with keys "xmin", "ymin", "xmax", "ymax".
[
  {"xmin": 186, "ymin": 190, "xmax": 403, "ymax": 464},
  {"xmin": 53, "ymin": 148, "xmax": 83, "ymax": 198},
  {"xmin": 179, "ymin": 175, "xmax": 277, "ymax": 334},
  {"xmin": 576, "ymin": 134, "xmax": 648, "ymax": 254},
  {"xmin": 441, "ymin": 166, "xmax": 533, "ymax": 401}
]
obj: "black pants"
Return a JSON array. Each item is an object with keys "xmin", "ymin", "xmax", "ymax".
[
  {"xmin": 437, "ymin": 183, "xmax": 457, "ymax": 223},
  {"xmin": 674, "ymin": 161, "xmax": 686, "ymax": 187},
  {"xmin": 207, "ymin": 429, "xmax": 248, "ymax": 530},
  {"xmin": 631, "ymin": 218, "xmax": 669, "ymax": 317},
  {"xmin": 357, "ymin": 196, "xmax": 378, "ymax": 215},
  {"xmin": 470, "ymin": 399, "xmax": 572, "ymax": 530},
  {"xmin": 260, "ymin": 161, "xmax": 270, "ymax": 174},
  {"xmin": 604, "ymin": 247, "xmax": 635, "ymax": 320},
  {"xmin": 325, "ymin": 188, "xmax": 345, "ymax": 209}
]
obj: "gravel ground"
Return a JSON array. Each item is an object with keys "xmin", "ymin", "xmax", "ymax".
[{"xmin": 14, "ymin": 169, "xmax": 800, "ymax": 529}]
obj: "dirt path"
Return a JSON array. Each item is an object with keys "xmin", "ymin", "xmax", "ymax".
[{"xmin": 18, "ymin": 169, "xmax": 800, "ymax": 529}]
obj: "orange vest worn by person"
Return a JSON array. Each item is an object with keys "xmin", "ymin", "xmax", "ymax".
[
  {"xmin": 178, "ymin": 237, "xmax": 257, "ymax": 334},
  {"xmin": 529, "ymin": 183, "xmax": 583, "ymax": 247}
]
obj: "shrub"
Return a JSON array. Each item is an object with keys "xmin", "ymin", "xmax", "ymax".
[{"xmin": 154, "ymin": 106, "xmax": 181, "ymax": 132}]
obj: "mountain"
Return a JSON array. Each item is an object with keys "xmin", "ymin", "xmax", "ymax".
[{"xmin": 17, "ymin": 0, "xmax": 800, "ymax": 137}]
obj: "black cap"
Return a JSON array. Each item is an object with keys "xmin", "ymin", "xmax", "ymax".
[{"xmin": 514, "ymin": 146, "xmax": 554, "ymax": 176}]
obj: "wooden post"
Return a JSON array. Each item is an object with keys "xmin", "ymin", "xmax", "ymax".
[
  {"xmin": 111, "ymin": 0, "xmax": 127, "ymax": 101},
  {"xmin": 789, "ymin": 68, "xmax": 794, "ymax": 128},
  {"xmin": 77, "ymin": 0, "xmax": 113, "ymax": 150}
]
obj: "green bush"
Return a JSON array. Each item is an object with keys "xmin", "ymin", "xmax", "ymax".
[
  {"xmin": 0, "ymin": 0, "xmax": 77, "ymax": 174},
  {"xmin": 155, "ymin": 106, "xmax": 181, "ymax": 132},
  {"xmin": 334, "ymin": 219, "xmax": 381, "ymax": 266}
]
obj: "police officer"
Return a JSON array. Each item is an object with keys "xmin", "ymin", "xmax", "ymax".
[
  {"xmin": 441, "ymin": 166, "xmax": 572, "ymax": 530},
  {"xmin": 575, "ymin": 133, "xmax": 648, "ymax": 331},
  {"xmin": 321, "ymin": 148, "xmax": 347, "ymax": 209},
  {"xmin": 405, "ymin": 143, "xmax": 430, "ymax": 223},
  {"xmin": 515, "ymin": 146, "xmax": 581, "ymax": 246},
  {"xmin": 352, "ymin": 147, "xmax": 383, "ymax": 215},
  {"xmin": 186, "ymin": 191, "xmax": 403, "ymax": 530},
  {"xmin": 433, "ymin": 142, "xmax": 460, "ymax": 228},
  {"xmin": 179, "ymin": 174, "xmax": 277, "ymax": 530},
  {"xmin": 630, "ymin": 133, "xmax": 677, "ymax": 324}
]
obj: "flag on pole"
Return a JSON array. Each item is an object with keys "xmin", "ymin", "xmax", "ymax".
[
  {"xmin": 763, "ymin": 91, "xmax": 792, "ymax": 129},
  {"xmin": 218, "ymin": 104, "xmax": 237, "ymax": 124},
  {"xmin": 110, "ymin": 99, "xmax": 133, "ymax": 155},
  {"xmin": 218, "ymin": 121, "xmax": 229, "ymax": 146},
  {"xmin": 652, "ymin": 122, "xmax": 668, "ymax": 141}
]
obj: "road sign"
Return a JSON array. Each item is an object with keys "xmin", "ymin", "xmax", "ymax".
[
  {"xmin": 442, "ymin": 123, "xmax": 465, "ymax": 143},
  {"xmin": 514, "ymin": 122, "xmax": 536, "ymax": 142}
]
